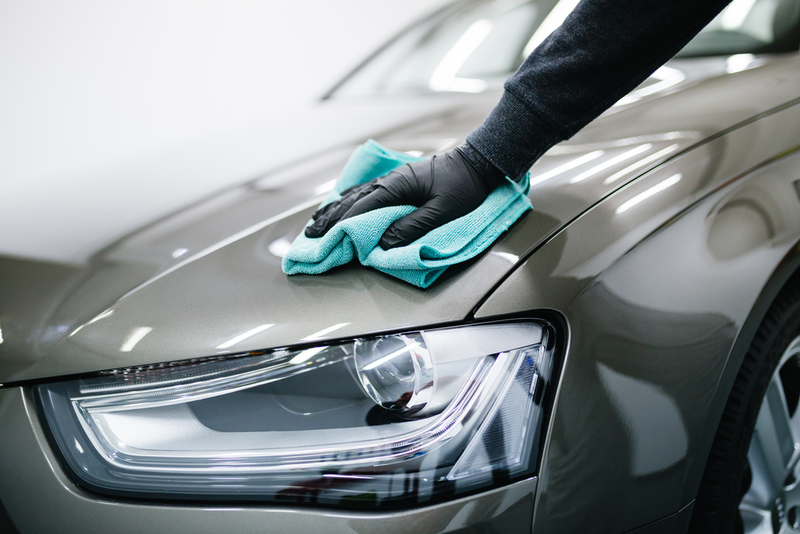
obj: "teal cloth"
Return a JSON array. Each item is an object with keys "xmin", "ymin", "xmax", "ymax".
[{"xmin": 282, "ymin": 140, "xmax": 532, "ymax": 288}]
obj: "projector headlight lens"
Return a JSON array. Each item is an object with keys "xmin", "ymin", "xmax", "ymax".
[
  {"xmin": 354, "ymin": 333, "xmax": 433, "ymax": 413},
  {"xmin": 36, "ymin": 321, "xmax": 556, "ymax": 509}
]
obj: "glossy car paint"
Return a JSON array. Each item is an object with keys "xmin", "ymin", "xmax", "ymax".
[
  {"xmin": 479, "ymin": 111, "xmax": 800, "ymax": 532},
  {"xmin": 1, "ymin": 28, "xmax": 799, "ymax": 534}
]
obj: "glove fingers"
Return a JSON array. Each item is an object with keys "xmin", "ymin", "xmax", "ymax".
[
  {"xmin": 304, "ymin": 145, "xmax": 500, "ymax": 245},
  {"xmin": 378, "ymin": 199, "xmax": 451, "ymax": 250},
  {"xmin": 337, "ymin": 182, "xmax": 408, "ymax": 222},
  {"xmin": 309, "ymin": 198, "xmax": 343, "ymax": 222},
  {"xmin": 305, "ymin": 181, "xmax": 380, "ymax": 238}
]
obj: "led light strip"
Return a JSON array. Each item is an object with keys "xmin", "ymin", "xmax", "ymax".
[{"xmin": 74, "ymin": 351, "xmax": 341, "ymax": 411}]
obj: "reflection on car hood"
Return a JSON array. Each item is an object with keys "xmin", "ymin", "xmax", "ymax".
[{"xmin": 1, "ymin": 55, "xmax": 798, "ymax": 383}]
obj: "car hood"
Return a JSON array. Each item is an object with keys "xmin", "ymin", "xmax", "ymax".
[{"xmin": 2, "ymin": 55, "xmax": 798, "ymax": 384}]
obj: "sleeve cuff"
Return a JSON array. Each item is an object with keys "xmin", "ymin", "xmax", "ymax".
[{"xmin": 466, "ymin": 90, "xmax": 563, "ymax": 181}]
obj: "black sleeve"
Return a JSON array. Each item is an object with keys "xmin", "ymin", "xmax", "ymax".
[{"xmin": 466, "ymin": 0, "xmax": 733, "ymax": 180}]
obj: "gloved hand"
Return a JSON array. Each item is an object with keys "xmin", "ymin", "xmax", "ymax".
[{"xmin": 304, "ymin": 144, "xmax": 507, "ymax": 249}]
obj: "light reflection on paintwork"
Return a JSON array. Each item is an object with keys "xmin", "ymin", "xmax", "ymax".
[
  {"xmin": 119, "ymin": 327, "xmax": 153, "ymax": 353},
  {"xmin": 69, "ymin": 308, "xmax": 115, "ymax": 338},
  {"xmin": 493, "ymin": 252, "xmax": 519, "ymax": 264},
  {"xmin": 615, "ymin": 66, "xmax": 686, "ymax": 106},
  {"xmin": 569, "ymin": 144, "xmax": 652, "ymax": 184},
  {"xmin": 267, "ymin": 237, "xmax": 293, "ymax": 258},
  {"xmin": 301, "ymin": 323, "xmax": 350, "ymax": 342},
  {"xmin": 604, "ymin": 144, "xmax": 680, "ymax": 185},
  {"xmin": 529, "ymin": 150, "xmax": 604, "ymax": 187},
  {"xmin": 546, "ymin": 132, "xmax": 692, "ymax": 155},
  {"xmin": 616, "ymin": 173, "xmax": 682, "ymax": 213},
  {"xmin": 216, "ymin": 324, "xmax": 275, "ymax": 350},
  {"xmin": 727, "ymin": 53, "xmax": 757, "ymax": 73}
]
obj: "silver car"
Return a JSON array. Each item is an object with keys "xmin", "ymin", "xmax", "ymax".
[{"xmin": 2, "ymin": 0, "xmax": 800, "ymax": 532}]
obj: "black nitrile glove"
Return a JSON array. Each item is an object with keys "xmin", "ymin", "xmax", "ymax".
[{"xmin": 305, "ymin": 144, "xmax": 507, "ymax": 249}]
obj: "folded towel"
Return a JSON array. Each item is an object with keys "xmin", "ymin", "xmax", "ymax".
[{"xmin": 282, "ymin": 140, "xmax": 531, "ymax": 288}]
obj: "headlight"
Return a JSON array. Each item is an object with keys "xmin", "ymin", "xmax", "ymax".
[{"xmin": 36, "ymin": 321, "xmax": 555, "ymax": 508}]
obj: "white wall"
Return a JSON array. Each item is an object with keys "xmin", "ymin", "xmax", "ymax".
[{"xmin": 0, "ymin": 0, "xmax": 448, "ymax": 188}]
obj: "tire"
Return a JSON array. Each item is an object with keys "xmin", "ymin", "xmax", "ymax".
[{"xmin": 690, "ymin": 280, "xmax": 800, "ymax": 534}]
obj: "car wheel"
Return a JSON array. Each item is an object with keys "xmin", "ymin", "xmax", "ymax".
[{"xmin": 690, "ymin": 281, "xmax": 800, "ymax": 534}]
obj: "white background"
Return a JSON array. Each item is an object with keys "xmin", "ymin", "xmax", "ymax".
[{"xmin": 0, "ymin": 0, "xmax": 447, "ymax": 189}]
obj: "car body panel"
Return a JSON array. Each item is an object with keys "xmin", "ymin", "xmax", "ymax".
[
  {"xmin": 1, "ymin": 56, "xmax": 798, "ymax": 386},
  {"xmin": 477, "ymin": 111, "xmax": 800, "ymax": 531}
]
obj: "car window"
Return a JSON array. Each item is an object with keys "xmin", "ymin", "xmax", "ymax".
[
  {"xmin": 331, "ymin": 0, "xmax": 556, "ymax": 96},
  {"xmin": 676, "ymin": 0, "xmax": 800, "ymax": 56},
  {"xmin": 329, "ymin": 0, "xmax": 800, "ymax": 97}
]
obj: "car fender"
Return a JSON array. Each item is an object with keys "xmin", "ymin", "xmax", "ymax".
[{"xmin": 475, "ymin": 103, "xmax": 800, "ymax": 533}]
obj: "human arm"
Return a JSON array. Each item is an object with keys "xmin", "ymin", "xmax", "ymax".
[{"xmin": 309, "ymin": 0, "xmax": 733, "ymax": 248}]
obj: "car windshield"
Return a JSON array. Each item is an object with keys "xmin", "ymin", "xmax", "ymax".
[{"xmin": 330, "ymin": 0, "xmax": 800, "ymax": 97}]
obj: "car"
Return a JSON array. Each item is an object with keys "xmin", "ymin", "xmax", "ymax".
[{"xmin": 2, "ymin": 0, "xmax": 800, "ymax": 532}]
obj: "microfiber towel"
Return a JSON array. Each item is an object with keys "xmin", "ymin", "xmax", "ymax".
[{"xmin": 282, "ymin": 139, "xmax": 531, "ymax": 288}]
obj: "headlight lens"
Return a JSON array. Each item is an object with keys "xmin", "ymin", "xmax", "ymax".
[
  {"xmin": 354, "ymin": 333, "xmax": 434, "ymax": 414},
  {"xmin": 37, "ymin": 321, "xmax": 555, "ymax": 508}
]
